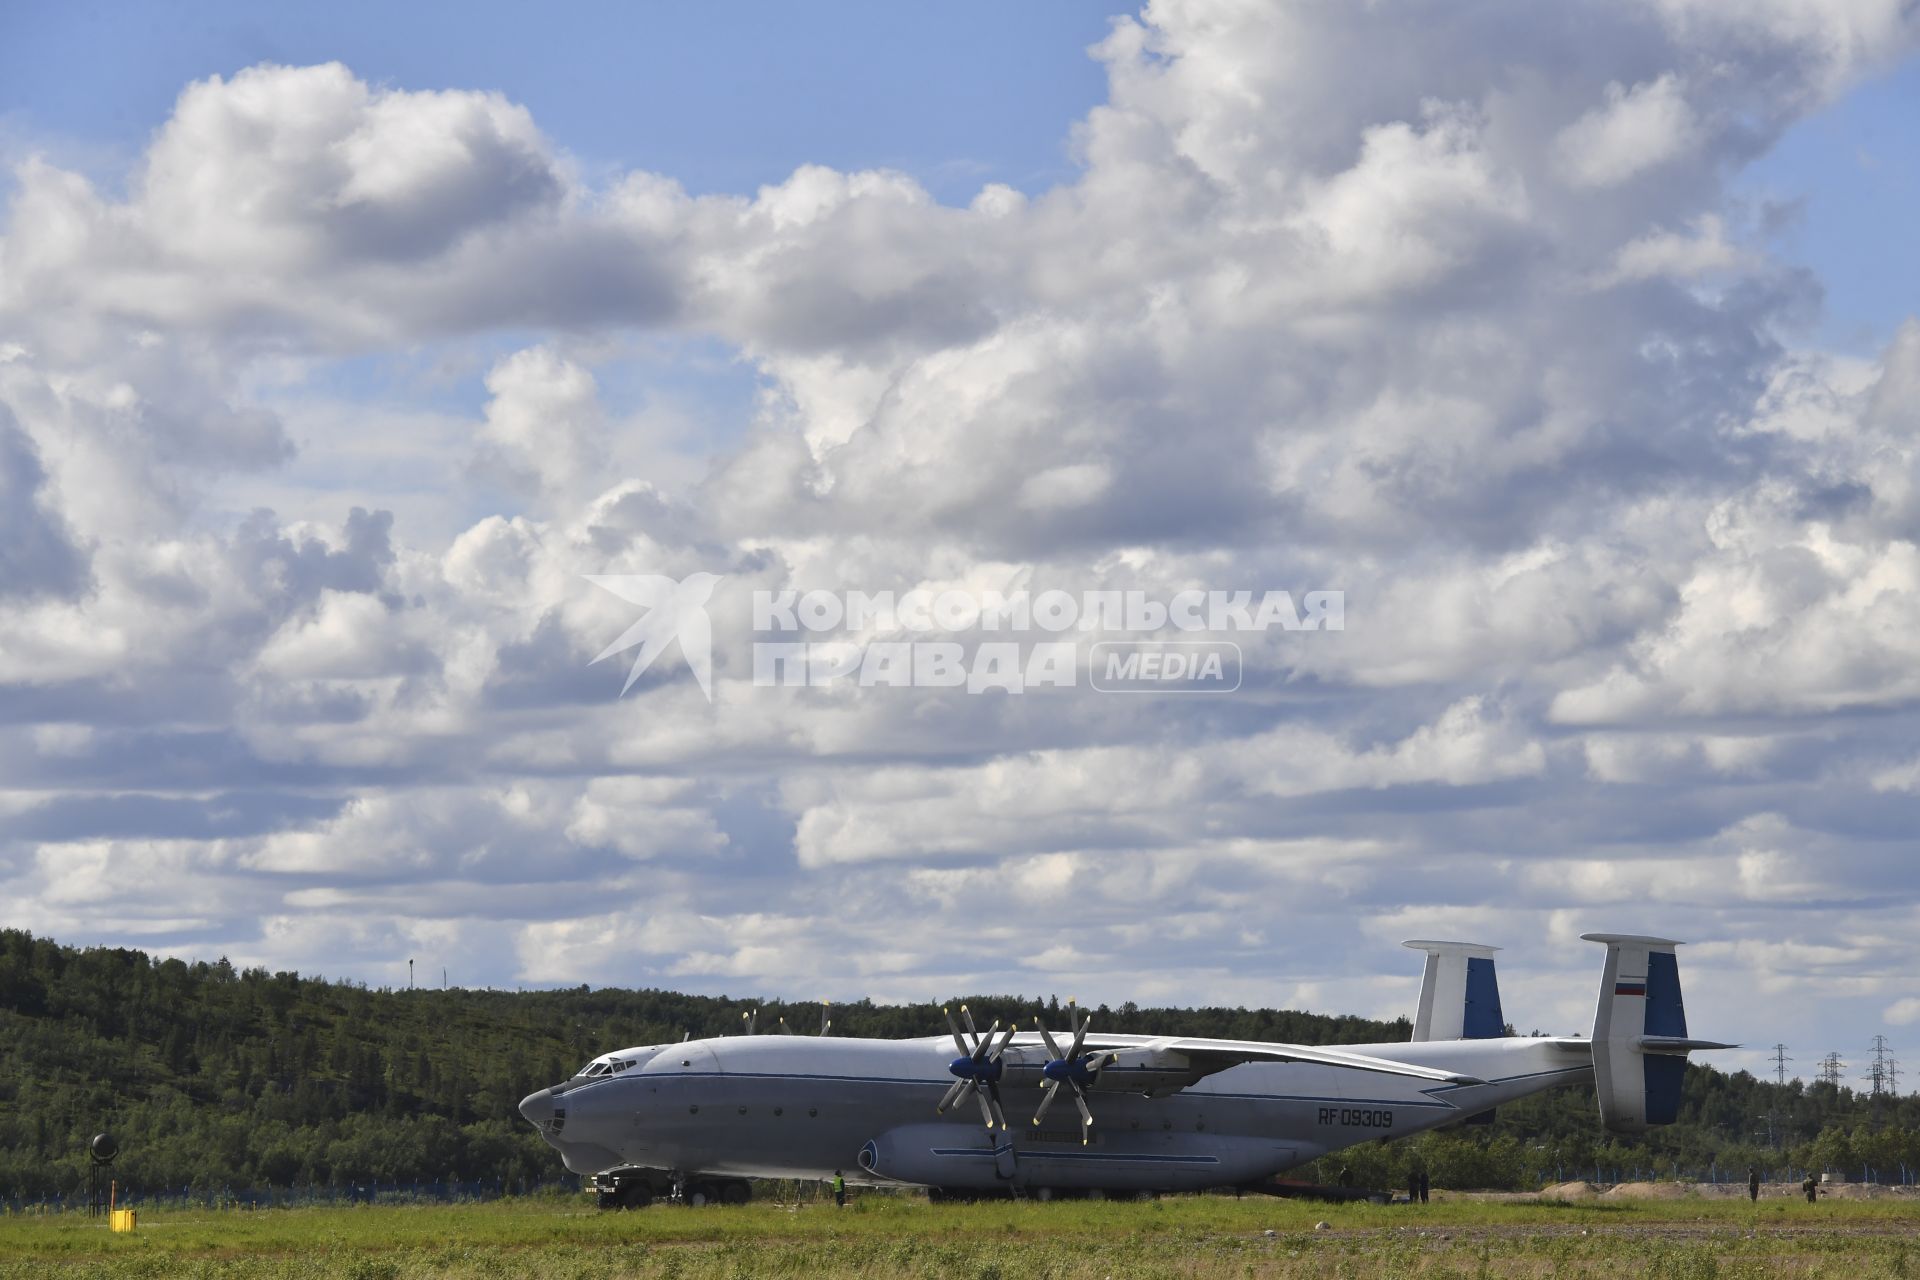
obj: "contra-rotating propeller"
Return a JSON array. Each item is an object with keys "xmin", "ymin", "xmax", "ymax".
[
  {"xmin": 935, "ymin": 1005, "xmax": 1017, "ymax": 1134},
  {"xmin": 1032, "ymin": 1000, "xmax": 1118, "ymax": 1144}
]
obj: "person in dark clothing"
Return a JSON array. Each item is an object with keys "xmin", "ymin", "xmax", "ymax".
[
  {"xmin": 1748, "ymin": 1166, "xmax": 1761, "ymax": 1202},
  {"xmin": 1803, "ymin": 1173, "xmax": 1818, "ymax": 1204},
  {"xmin": 831, "ymin": 1169, "xmax": 846, "ymax": 1208},
  {"xmin": 1419, "ymin": 1170, "xmax": 1431, "ymax": 1204}
]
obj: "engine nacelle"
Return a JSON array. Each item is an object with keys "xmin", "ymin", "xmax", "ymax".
[{"xmin": 858, "ymin": 1121, "xmax": 1302, "ymax": 1192}]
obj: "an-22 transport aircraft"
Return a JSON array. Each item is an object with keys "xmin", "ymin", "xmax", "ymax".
[{"xmin": 517, "ymin": 934, "xmax": 1730, "ymax": 1206}]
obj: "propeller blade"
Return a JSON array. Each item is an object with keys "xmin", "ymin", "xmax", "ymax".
[
  {"xmin": 944, "ymin": 1007, "xmax": 971, "ymax": 1059},
  {"xmin": 819, "ymin": 1002, "xmax": 831, "ymax": 1036},
  {"xmin": 959, "ymin": 1005, "xmax": 982, "ymax": 1051},
  {"xmin": 973, "ymin": 1087, "xmax": 996, "ymax": 1134},
  {"xmin": 936, "ymin": 1077, "xmax": 969, "ymax": 1114},
  {"xmin": 984, "ymin": 1085, "xmax": 1008, "ymax": 1132},
  {"xmin": 1088, "ymin": 1050, "xmax": 1119, "ymax": 1077},
  {"xmin": 994, "ymin": 1023, "xmax": 1018, "ymax": 1057},
  {"xmin": 777, "ymin": 1017, "xmax": 792, "ymax": 1035},
  {"xmin": 972, "ymin": 1020, "xmax": 1000, "ymax": 1062},
  {"xmin": 1033, "ymin": 1080, "xmax": 1060, "ymax": 1126},
  {"xmin": 1034, "ymin": 1016, "xmax": 1063, "ymax": 1060},
  {"xmin": 1070, "ymin": 1083, "xmax": 1094, "ymax": 1142},
  {"xmin": 1067, "ymin": 1001, "xmax": 1088, "ymax": 1060}
]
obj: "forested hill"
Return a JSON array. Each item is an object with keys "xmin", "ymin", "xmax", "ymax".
[
  {"xmin": 0, "ymin": 929, "xmax": 1400, "ymax": 1198},
  {"xmin": 2, "ymin": 930, "xmax": 1914, "ymax": 1198}
]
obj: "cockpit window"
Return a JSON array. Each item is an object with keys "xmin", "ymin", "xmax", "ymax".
[{"xmin": 577, "ymin": 1051, "xmax": 651, "ymax": 1078}]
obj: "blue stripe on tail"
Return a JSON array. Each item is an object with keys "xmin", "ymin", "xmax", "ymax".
[
  {"xmin": 1642, "ymin": 950, "xmax": 1688, "ymax": 1123},
  {"xmin": 1644, "ymin": 1054, "xmax": 1686, "ymax": 1124},
  {"xmin": 1644, "ymin": 951, "xmax": 1687, "ymax": 1037},
  {"xmin": 1462, "ymin": 955, "xmax": 1504, "ymax": 1038}
]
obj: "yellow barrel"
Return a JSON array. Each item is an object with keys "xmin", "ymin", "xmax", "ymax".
[{"xmin": 109, "ymin": 1209, "xmax": 137, "ymax": 1233}]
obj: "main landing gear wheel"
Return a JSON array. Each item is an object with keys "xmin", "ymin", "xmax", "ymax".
[
  {"xmin": 720, "ymin": 1180, "xmax": 751, "ymax": 1206},
  {"xmin": 685, "ymin": 1182, "xmax": 716, "ymax": 1207},
  {"xmin": 620, "ymin": 1183, "xmax": 652, "ymax": 1210}
]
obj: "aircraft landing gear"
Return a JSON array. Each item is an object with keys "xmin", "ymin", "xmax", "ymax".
[
  {"xmin": 592, "ymin": 1168, "xmax": 663, "ymax": 1210},
  {"xmin": 679, "ymin": 1178, "xmax": 751, "ymax": 1207}
]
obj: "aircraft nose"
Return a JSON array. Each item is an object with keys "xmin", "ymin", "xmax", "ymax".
[{"xmin": 519, "ymin": 1087, "xmax": 555, "ymax": 1128}]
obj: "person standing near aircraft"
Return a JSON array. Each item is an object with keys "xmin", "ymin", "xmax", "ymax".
[
  {"xmin": 1748, "ymin": 1166, "xmax": 1761, "ymax": 1202},
  {"xmin": 832, "ymin": 1169, "xmax": 846, "ymax": 1208},
  {"xmin": 1803, "ymin": 1173, "xmax": 1818, "ymax": 1204}
]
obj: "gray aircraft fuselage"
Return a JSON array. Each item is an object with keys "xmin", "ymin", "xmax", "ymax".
[{"xmin": 519, "ymin": 1031, "xmax": 1593, "ymax": 1193}]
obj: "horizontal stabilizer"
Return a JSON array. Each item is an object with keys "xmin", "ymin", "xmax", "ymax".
[{"xmin": 1639, "ymin": 1036, "xmax": 1737, "ymax": 1054}]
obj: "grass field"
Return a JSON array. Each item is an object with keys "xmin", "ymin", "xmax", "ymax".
[{"xmin": 2, "ymin": 1192, "xmax": 1916, "ymax": 1278}]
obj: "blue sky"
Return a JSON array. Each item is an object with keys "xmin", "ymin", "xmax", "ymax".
[
  {"xmin": 3, "ymin": 2, "xmax": 1920, "ymax": 1086},
  {"xmin": 0, "ymin": 2, "xmax": 1117, "ymax": 202},
  {"xmin": 1738, "ymin": 56, "xmax": 1920, "ymax": 353}
]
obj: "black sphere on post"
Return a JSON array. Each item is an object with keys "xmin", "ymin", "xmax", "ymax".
[{"xmin": 88, "ymin": 1132, "xmax": 119, "ymax": 1217}]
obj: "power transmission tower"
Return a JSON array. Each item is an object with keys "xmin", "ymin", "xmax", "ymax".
[
  {"xmin": 1860, "ymin": 1036, "xmax": 1900, "ymax": 1129},
  {"xmin": 1817, "ymin": 1052, "xmax": 1845, "ymax": 1089},
  {"xmin": 1764, "ymin": 1044, "xmax": 1792, "ymax": 1149},
  {"xmin": 1866, "ymin": 1036, "xmax": 1900, "ymax": 1094}
]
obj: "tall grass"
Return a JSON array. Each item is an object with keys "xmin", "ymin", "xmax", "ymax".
[{"xmin": 1, "ymin": 1191, "xmax": 1914, "ymax": 1278}]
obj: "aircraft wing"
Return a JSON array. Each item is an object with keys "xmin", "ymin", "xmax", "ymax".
[{"xmin": 1087, "ymin": 1035, "xmax": 1485, "ymax": 1086}]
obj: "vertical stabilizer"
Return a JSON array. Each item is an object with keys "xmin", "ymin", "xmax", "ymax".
[
  {"xmin": 1402, "ymin": 940, "xmax": 1504, "ymax": 1041},
  {"xmin": 1584, "ymin": 933, "xmax": 1695, "ymax": 1132}
]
